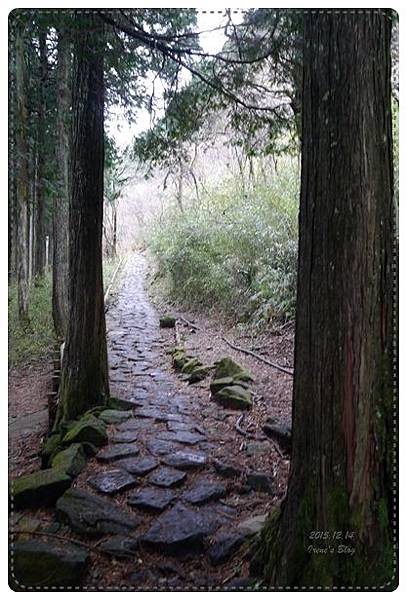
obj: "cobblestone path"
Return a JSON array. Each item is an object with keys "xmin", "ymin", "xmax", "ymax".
[{"xmin": 64, "ymin": 254, "xmax": 279, "ymax": 590}]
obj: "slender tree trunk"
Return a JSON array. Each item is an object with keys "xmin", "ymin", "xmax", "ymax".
[
  {"xmin": 57, "ymin": 14, "xmax": 109, "ymax": 424},
  {"xmin": 15, "ymin": 24, "xmax": 29, "ymax": 321},
  {"xmin": 52, "ymin": 28, "xmax": 70, "ymax": 339},
  {"xmin": 252, "ymin": 11, "xmax": 396, "ymax": 589},
  {"xmin": 33, "ymin": 30, "xmax": 47, "ymax": 282}
]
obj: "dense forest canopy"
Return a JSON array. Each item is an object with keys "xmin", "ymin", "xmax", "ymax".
[{"xmin": 8, "ymin": 8, "xmax": 398, "ymax": 592}]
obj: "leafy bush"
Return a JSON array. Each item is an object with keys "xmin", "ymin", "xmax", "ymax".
[{"xmin": 149, "ymin": 159, "xmax": 299, "ymax": 325}]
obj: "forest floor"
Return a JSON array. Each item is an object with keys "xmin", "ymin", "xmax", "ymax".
[{"xmin": 9, "ymin": 252, "xmax": 294, "ymax": 591}]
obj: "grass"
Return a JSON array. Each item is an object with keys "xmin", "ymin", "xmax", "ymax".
[
  {"xmin": 8, "ymin": 256, "xmax": 123, "ymax": 368},
  {"xmin": 8, "ymin": 272, "xmax": 55, "ymax": 367},
  {"xmin": 149, "ymin": 158, "xmax": 299, "ymax": 326}
]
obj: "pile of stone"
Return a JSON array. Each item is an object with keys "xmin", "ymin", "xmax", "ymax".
[
  {"xmin": 210, "ymin": 358, "xmax": 253, "ymax": 410},
  {"xmin": 171, "ymin": 347, "xmax": 211, "ymax": 384}
]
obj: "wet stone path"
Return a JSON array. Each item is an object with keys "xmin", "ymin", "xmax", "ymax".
[{"xmin": 67, "ymin": 254, "xmax": 278, "ymax": 590}]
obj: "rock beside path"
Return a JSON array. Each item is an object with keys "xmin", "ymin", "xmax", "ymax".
[
  {"xmin": 11, "ymin": 539, "xmax": 88, "ymax": 588},
  {"xmin": 88, "ymin": 469, "xmax": 137, "ymax": 495},
  {"xmin": 12, "ymin": 468, "xmax": 72, "ymax": 509},
  {"xmin": 208, "ymin": 532, "xmax": 246, "ymax": 565},
  {"xmin": 183, "ymin": 480, "xmax": 226, "ymax": 505},
  {"xmin": 56, "ymin": 488, "xmax": 141, "ymax": 537}
]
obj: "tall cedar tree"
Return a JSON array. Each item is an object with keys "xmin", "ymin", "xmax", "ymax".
[
  {"xmin": 252, "ymin": 10, "xmax": 396, "ymax": 589},
  {"xmin": 57, "ymin": 13, "xmax": 109, "ymax": 423},
  {"xmin": 52, "ymin": 28, "xmax": 70, "ymax": 339},
  {"xmin": 15, "ymin": 21, "xmax": 29, "ymax": 321}
]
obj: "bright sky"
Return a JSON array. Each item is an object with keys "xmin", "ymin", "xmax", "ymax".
[{"xmin": 105, "ymin": 10, "xmax": 241, "ymax": 150}]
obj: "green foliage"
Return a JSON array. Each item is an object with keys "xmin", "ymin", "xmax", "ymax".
[
  {"xmin": 149, "ymin": 159, "xmax": 299, "ymax": 324},
  {"xmin": 8, "ymin": 273, "xmax": 55, "ymax": 367}
]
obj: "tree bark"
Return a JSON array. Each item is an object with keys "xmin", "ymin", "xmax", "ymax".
[
  {"xmin": 57, "ymin": 13, "xmax": 109, "ymax": 424},
  {"xmin": 33, "ymin": 30, "xmax": 47, "ymax": 282},
  {"xmin": 252, "ymin": 10, "xmax": 396, "ymax": 589},
  {"xmin": 52, "ymin": 28, "xmax": 70, "ymax": 339},
  {"xmin": 15, "ymin": 23, "xmax": 29, "ymax": 321}
]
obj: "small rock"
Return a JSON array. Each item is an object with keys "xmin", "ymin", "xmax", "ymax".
[
  {"xmin": 110, "ymin": 430, "xmax": 138, "ymax": 444},
  {"xmin": 128, "ymin": 487, "xmax": 176, "ymax": 512},
  {"xmin": 98, "ymin": 535, "xmax": 139, "ymax": 558},
  {"xmin": 56, "ymin": 488, "xmax": 141, "ymax": 536},
  {"xmin": 163, "ymin": 451, "xmax": 208, "ymax": 470},
  {"xmin": 98, "ymin": 409, "xmax": 132, "ymax": 424},
  {"xmin": 116, "ymin": 456, "xmax": 159, "ymax": 475},
  {"xmin": 237, "ymin": 513, "xmax": 268, "ymax": 537},
  {"xmin": 12, "ymin": 539, "xmax": 88, "ymax": 588},
  {"xmin": 146, "ymin": 439, "xmax": 177, "ymax": 456},
  {"xmin": 97, "ymin": 443, "xmax": 139, "ymax": 463},
  {"xmin": 183, "ymin": 480, "xmax": 226, "ymax": 505},
  {"xmin": 159, "ymin": 316, "xmax": 176, "ymax": 328},
  {"xmin": 213, "ymin": 357, "xmax": 253, "ymax": 382},
  {"xmin": 51, "ymin": 444, "xmax": 87, "ymax": 478},
  {"xmin": 88, "ymin": 469, "xmax": 137, "ymax": 495},
  {"xmin": 140, "ymin": 502, "xmax": 219, "ymax": 555},
  {"xmin": 62, "ymin": 417, "xmax": 107, "ymax": 447},
  {"xmin": 12, "ymin": 468, "xmax": 72, "ymax": 509},
  {"xmin": 213, "ymin": 459, "xmax": 242, "ymax": 479},
  {"xmin": 148, "ymin": 467, "xmax": 186, "ymax": 488},
  {"xmin": 263, "ymin": 419, "xmax": 292, "ymax": 452},
  {"xmin": 246, "ymin": 472, "xmax": 275, "ymax": 494},
  {"xmin": 208, "ymin": 532, "xmax": 246, "ymax": 565},
  {"xmin": 215, "ymin": 385, "xmax": 252, "ymax": 410}
]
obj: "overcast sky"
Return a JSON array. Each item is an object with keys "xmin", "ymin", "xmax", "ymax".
[{"xmin": 105, "ymin": 11, "xmax": 240, "ymax": 150}]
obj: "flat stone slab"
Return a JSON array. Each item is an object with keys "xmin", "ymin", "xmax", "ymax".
[
  {"xmin": 246, "ymin": 440, "xmax": 270, "ymax": 456},
  {"xmin": 97, "ymin": 443, "xmax": 139, "ymax": 463},
  {"xmin": 147, "ymin": 467, "xmax": 186, "ymax": 488},
  {"xmin": 56, "ymin": 488, "xmax": 141, "ymax": 537},
  {"xmin": 159, "ymin": 431, "xmax": 205, "ymax": 445},
  {"xmin": 110, "ymin": 430, "xmax": 138, "ymax": 444},
  {"xmin": 116, "ymin": 456, "xmax": 159, "ymax": 476},
  {"xmin": 88, "ymin": 469, "xmax": 137, "ymax": 495},
  {"xmin": 208, "ymin": 532, "xmax": 246, "ymax": 565},
  {"xmin": 128, "ymin": 487, "xmax": 176, "ymax": 512},
  {"xmin": 162, "ymin": 451, "xmax": 208, "ymax": 470},
  {"xmin": 146, "ymin": 439, "xmax": 177, "ymax": 456},
  {"xmin": 183, "ymin": 480, "xmax": 226, "ymax": 505},
  {"xmin": 140, "ymin": 502, "xmax": 220, "ymax": 555},
  {"xmin": 12, "ymin": 539, "xmax": 89, "ymax": 588},
  {"xmin": 166, "ymin": 421, "xmax": 194, "ymax": 432}
]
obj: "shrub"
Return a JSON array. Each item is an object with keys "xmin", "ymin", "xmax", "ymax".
[{"xmin": 149, "ymin": 159, "xmax": 299, "ymax": 325}]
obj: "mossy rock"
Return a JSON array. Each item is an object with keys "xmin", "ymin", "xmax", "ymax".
[
  {"xmin": 40, "ymin": 433, "xmax": 64, "ymax": 468},
  {"xmin": 188, "ymin": 365, "xmax": 211, "ymax": 383},
  {"xmin": 173, "ymin": 350, "xmax": 188, "ymax": 370},
  {"xmin": 180, "ymin": 357, "xmax": 201, "ymax": 375},
  {"xmin": 215, "ymin": 385, "xmax": 252, "ymax": 410},
  {"xmin": 98, "ymin": 409, "xmax": 132, "ymax": 425},
  {"xmin": 11, "ymin": 539, "xmax": 89, "ymax": 589},
  {"xmin": 210, "ymin": 376, "xmax": 235, "ymax": 395},
  {"xmin": 51, "ymin": 444, "xmax": 87, "ymax": 478},
  {"xmin": 62, "ymin": 416, "xmax": 107, "ymax": 447},
  {"xmin": 213, "ymin": 357, "xmax": 253, "ymax": 383},
  {"xmin": 11, "ymin": 468, "xmax": 72, "ymax": 509},
  {"xmin": 82, "ymin": 405, "xmax": 106, "ymax": 419},
  {"xmin": 159, "ymin": 315, "xmax": 176, "ymax": 328}
]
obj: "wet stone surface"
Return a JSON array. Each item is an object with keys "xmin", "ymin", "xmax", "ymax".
[{"xmin": 48, "ymin": 255, "xmax": 282, "ymax": 589}]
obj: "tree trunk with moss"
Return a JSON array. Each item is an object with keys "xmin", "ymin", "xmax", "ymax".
[
  {"xmin": 57, "ymin": 14, "xmax": 109, "ymax": 424},
  {"xmin": 252, "ymin": 11, "xmax": 396, "ymax": 589}
]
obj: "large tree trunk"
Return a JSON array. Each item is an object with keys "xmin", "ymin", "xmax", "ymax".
[
  {"xmin": 52, "ymin": 28, "xmax": 70, "ymax": 339},
  {"xmin": 15, "ymin": 23, "xmax": 29, "ymax": 321},
  {"xmin": 57, "ymin": 14, "xmax": 109, "ymax": 424},
  {"xmin": 252, "ymin": 11, "xmax": 396, "ymax": 589},
  {"xmin": 33, "ymin": 30, "xmax": 47, "ymax": 282}
]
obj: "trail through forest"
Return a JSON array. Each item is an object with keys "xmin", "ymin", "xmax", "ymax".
[{"xmin": 11, "ymin": 253, "xmax": 294, "ymax": 590}]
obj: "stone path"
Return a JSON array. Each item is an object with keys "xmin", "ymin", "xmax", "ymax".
[{"xmin": 56, "ymin": 254, "xmax": 280, "ymax": 589}]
